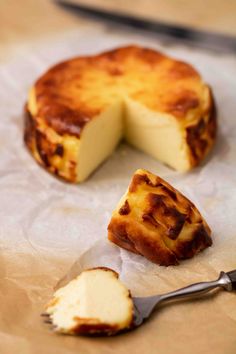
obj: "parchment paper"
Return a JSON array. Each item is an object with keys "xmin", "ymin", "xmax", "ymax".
[{"xmin": 0, "ymin": 23, "xmax": 236, "ymax": 354}]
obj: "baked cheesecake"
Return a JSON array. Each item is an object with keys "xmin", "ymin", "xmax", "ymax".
[
  {"xmin": 45, "ymin": 267, "xmax": 134, "ymax": 335},
  {"xmin": 25, "ymin": 45, "xmax": 216, "ymax": 182},
  {"xmin": 108, "ymin": 169, "xmax": 212, "ymax": 266}
]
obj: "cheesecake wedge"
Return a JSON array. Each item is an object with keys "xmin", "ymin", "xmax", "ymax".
[{"xmin": 108, "ymin": 169, "xmax": 212, "ymax": 266}]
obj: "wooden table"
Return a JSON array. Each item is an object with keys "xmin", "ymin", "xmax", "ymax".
[{"xmin": 1, "ymin": 0, "xmax": 235, "ymax": 62}]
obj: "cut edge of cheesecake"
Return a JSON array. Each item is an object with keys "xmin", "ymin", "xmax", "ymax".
[
  {"xmin": 26, "ymin": 90, "xmax": 210, "ymax": 183},
  {"xmin": 124, "ymin": 98, "xmax": 191, "ymax": 172},
  {"xmin": 77, "ymin": 99, "xmax": 124, "ymax": 181},
  {"xmin": 26, "ymin": 89, "xmax": 124, "ymax": 182},
  {"xmin": 45, "ymin": 267, "xmax": 134, "ymax": 336}
]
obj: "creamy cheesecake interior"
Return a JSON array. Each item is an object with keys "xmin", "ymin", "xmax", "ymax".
[
  {"xmin": 124, "ymin": 98, "xmax": 190, "ymax": 172},
  {"xmin": 46, "ymin": 268, "xmax": 134, "ymax": 335},
  {"xmin": 77, "ymin": 99, "xmax": 191, "ymax": 181},
  {"xmin": 29, "ymin": 90, "xmax": 191, "ymax": 182},
  {"xmin": 77, "ymin": 100, "xmax": 123, "ymax": 181}
]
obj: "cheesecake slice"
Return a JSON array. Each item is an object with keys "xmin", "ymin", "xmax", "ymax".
[
  {"xmin": 25, "ymin": 45, "xmax": 216, "ymax": 182},
  {"xmin": 108, "ymin": 169, "xmax": 212, "ymax": 266},
  {"xmin": 45, "ymin": 267, "xmax": 134, "ymax": 335}
]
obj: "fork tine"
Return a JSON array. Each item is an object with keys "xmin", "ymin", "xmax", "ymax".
[
  {"xmin": 44, "ymin": 319, "xmax": 53, "ymax": 324},
  {"xmin": 41, "ymin": 312, "xmax": 50, "ymax": 317}
]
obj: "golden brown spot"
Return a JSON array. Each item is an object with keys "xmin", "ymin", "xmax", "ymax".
[
  {"xmin": 129, "ymin": 173, "xmax": 160, "ymax": 193},
  {"xmin": 145, "ymin": 193, "xmax": 187, "ymax": 240},
  {"xmin": 72, "ymin": 318, "xmax": 120, "ymax": 336},
  {"xmin": 119, "ymin": 200, "xmax": 131, "ymax": 215},
  {"xmin": 138, "ymin": 48, "xmax": 165, "ymax": 66},
  {"xmin": 165, "ymin": 208, "xmax": 186, "ymax": 240},
  {"xmin": 207, "ymin": 88, "xmax": 217, "ymax": 140},
  {"xmin": 35, "ymin": 130, "xmax": 54, "ymax": 167},
  {"xmin": 168, "ymin": 61, "xmax": 199, "ymax": 80},
  {"xmin": 174, "ymin": 223, "xmax": 212, "ymax": 259},
  {"xmin": 24, "ymin": 105, "xmax": 36, "ymax": 150},
  {"xmin": 166, "ymin": 90, "xmax": 199, "ymax": 117},
  {"xmin": 49, "ymin": 61, "xmax": 70, "ymax": 74},
  {"xmin": 54, "ymin": 144, "xmax": 64, "ymax": 157},
  {"xmin": 108, "ymin": 221, "xmax": 139, "ymax": 255},
  {"xmin": 68, "ymin": 160, "xmax": 77, "ymax": 182},
  {"xmin": 108, "ymin": 218, "xmax": 178, "ymax": 266},
  {"xmin": 108, "ymin": 67, "xmax": 124, "ymax": 76},
  {"xmin": 147, "ymin": 193, "xmax": 166, "ymax": 209},
  {"xmin": 39, "ymin": 104, "xmax": 91, "ymax": 137},
  {"xmin": 186, "ymin": 118, "xmax": 208, "ymax": 161},
  {"xmin": 142, "ymin": 213, "xmax": 160, "ymax": 228},
  {"xmin": 159, "ymin": 185, "xmax": 177, "ymax": 201}
]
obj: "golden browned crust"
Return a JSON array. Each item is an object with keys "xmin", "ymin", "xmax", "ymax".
[
  {"xmin": 26, "ymin": 45, "xmax": 217, "ymax": 182},
  {"xmin": 24, "ymin": 104, "xmax": 36, "ymax": 150},
  {"xmin": 186, "ymin": 88, "xmax": 217, "ymax": 167},
  {"xmin": 108, "ymin": 169, "xmax": 212, "ymax": 266},
  {"xmin": 37, "ymin": 104, "xmax": 90, "ymax": 138},
  {"xmin": 118, "ymin": 200, "xmax": 131, "ymax": 216},
  {"xmin": 32, "ymin": 45, "xmax": 204, "ymax": 135},
  {"xmin": 85, "ymin": 266, "xmax": 119, "ymax": 277},
  {"xmin": 72, "ymin": 319, "xmax": 121, "ymax": 336},
  {"xmin": 24, "ymin": 106, "xmax": 78, "ymax": 182},
  {"xmin": 108, "ymin": 219, "xmax": 178, "ymax": 266}
]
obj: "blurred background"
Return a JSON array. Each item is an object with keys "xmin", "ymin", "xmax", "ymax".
[{"xmin": 0, "ymin": 0, "xmax": 235, "ymax": 61}]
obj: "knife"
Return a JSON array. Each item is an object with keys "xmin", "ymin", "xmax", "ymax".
[{"xmin": 56, "ymin": 0, "xmax": 236, "ymax": 53}]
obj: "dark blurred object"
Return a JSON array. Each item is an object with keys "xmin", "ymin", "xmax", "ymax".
[{"xmin": 56, "ymin": 0, "xmax": 236, "ymax": 52}]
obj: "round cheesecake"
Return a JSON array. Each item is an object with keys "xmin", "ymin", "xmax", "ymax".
[{"xmin": 25, "ymin": 45, "xmax": 217, "ymax": 182}]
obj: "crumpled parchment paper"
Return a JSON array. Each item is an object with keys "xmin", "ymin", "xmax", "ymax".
[{"xmin": 0, "ymin": 23, "xmax": 236, "ymax": 354}]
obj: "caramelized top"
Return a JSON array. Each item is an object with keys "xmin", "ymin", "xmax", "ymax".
[
  {"xmin": 118, "ymin": 169, "xmax": 211, "ymax": 245},
  {"xmin": 108, "ymin": 169, "xmax": 212, "ymax": 265},
  {"xmin": 32, "ymin": 45, "xmax": 210, "ymax": 136}
]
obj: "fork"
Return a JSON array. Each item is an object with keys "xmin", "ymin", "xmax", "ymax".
[
  {"xmin": 132, "ymin": 270, "xmax": 236, "ymax": 327},
  {"xmin": 42, "ymin": 270, "xmax": 236, "ymax": 334}
]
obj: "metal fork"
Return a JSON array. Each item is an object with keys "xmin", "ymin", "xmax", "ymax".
[
  {"xmin": 132, "ymin": 270, "xmax": 236, "ymax": 327},
  {"xmin": 42, "ymin": 270, "xmax": 236, "ymax": 333}
]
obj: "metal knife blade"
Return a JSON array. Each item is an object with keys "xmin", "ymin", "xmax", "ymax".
[{"xmin": 56, "ymin": 0, "xmax": 236, "ymax": 53}]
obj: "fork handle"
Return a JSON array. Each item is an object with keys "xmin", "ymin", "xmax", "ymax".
[
  {"xmin": 159, "ymin": 271, "xmax": 234, "ymax": 303},
  {"xmin": 226, "ymin": 270, "xmax": 236, "ymax": 290}
]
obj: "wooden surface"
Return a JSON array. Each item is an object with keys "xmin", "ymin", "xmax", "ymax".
[
  {"xmin": 65, "ymin": 0, "xmax": 236, "ymax": 35},
  {"xmin": 0, "ymin": 0, "xmax": 79, "ymax": 61},
  {"xmin": 0, "ymin": 0, "xmax": 235, "ymax": 62}
]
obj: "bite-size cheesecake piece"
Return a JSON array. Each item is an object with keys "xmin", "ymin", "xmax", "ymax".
[
  {"xmin": 45, "ymin": 267, "xmax": 134, "ymax": 336},
  {"xmin": 25, "ymin": 45, "xmax": 216, "ymax": 182},
  {"xmin": 108, "ymin": 169, "xmax": 212, "ymax": 266}
]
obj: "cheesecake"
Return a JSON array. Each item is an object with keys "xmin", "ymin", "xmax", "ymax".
[
  {"xmin": 25, "ymin": 45, "xmax": 216, "ymax": 182},
  {"xmin": 108, "ymin": 169, "xmax": 212, "ymax": 266},
  {"xmin": 45, "ymin": 267, "xmax": 134, "ymax": 335}
]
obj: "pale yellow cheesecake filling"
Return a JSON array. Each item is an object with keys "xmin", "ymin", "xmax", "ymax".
[
  {"xmin": 46, "ymin": 268, "xmax": 134, "ymax": 334},
  {"xmin": 28, "ymin": 87, "xmax": 193, "ymax": 182}
]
